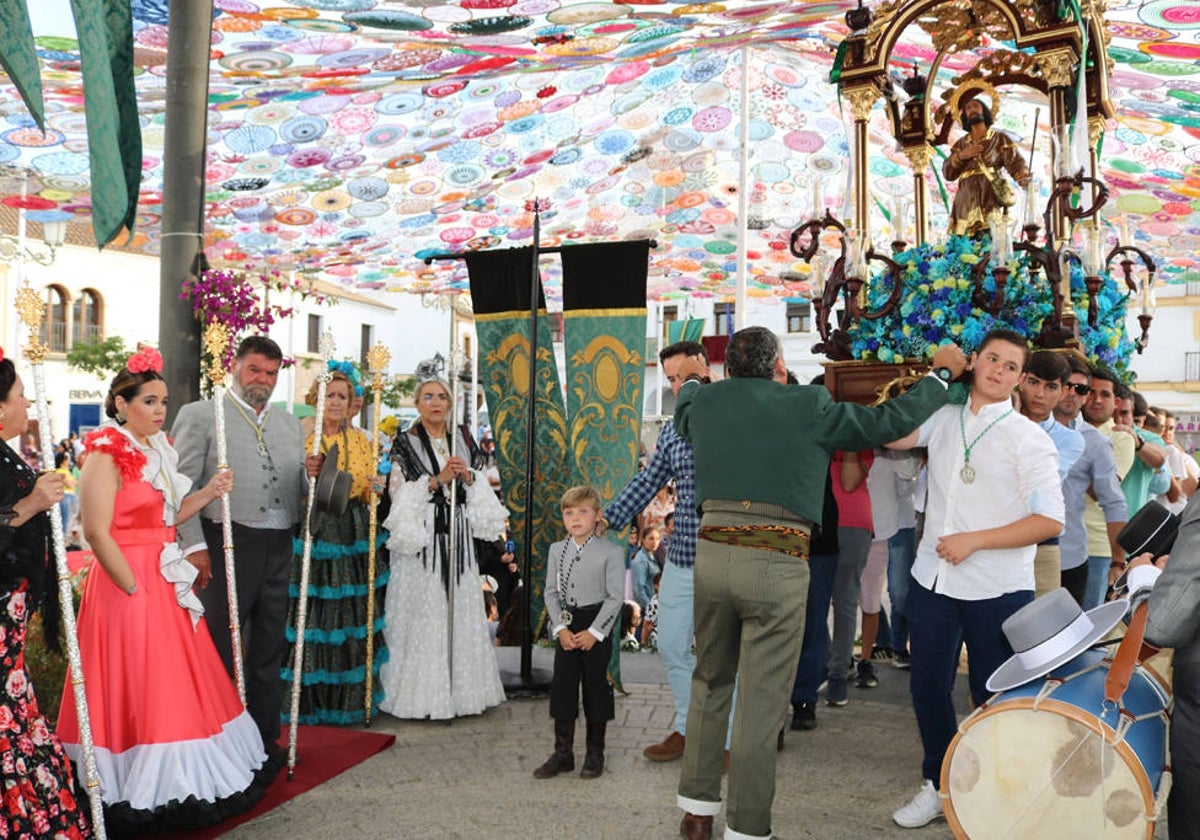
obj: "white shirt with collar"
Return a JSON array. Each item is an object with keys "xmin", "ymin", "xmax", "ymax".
[{"xmin": 912, "ymin": 399, "xmax": 1065, "ymax": 600}]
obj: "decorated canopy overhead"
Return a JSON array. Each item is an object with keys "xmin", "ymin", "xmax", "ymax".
[{"xmin": 2, "ymin": 0, "xmax": 1200, "ymax": 300}]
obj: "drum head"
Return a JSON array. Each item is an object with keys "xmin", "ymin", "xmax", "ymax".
[{"xmin": 943, "ymin": 700, "xmax": 1155, "ymax": 840}]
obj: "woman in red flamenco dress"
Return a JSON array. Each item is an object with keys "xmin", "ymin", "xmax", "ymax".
[{"xmin": 57, "ymin": 350, "xmax": 279, "ymax": 836}]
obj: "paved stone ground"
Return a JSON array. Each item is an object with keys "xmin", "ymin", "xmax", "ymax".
[{"xmin": 225, "ymin": 648, "xmax": 1168, "ymax": 839}]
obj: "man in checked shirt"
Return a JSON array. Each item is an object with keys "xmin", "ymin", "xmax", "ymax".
[{"xmin": 600, "ymin": 341, "xmax": 717, "ymax": 764}]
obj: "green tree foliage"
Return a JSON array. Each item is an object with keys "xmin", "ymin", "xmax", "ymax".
[
  {"xmin": 65, "ymin": 335, "xmax": 129, "ymax": 381},
  {"xmin": 382, "ymin": 375, "xmax": 416, "ymax": 409}
]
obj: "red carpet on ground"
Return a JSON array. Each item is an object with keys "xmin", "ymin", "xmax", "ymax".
[{"xmin": 174, "ymin": 725, "xmax": 396, "ymax": 839}]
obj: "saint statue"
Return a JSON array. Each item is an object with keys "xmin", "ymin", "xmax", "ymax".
[{"xmin": 943, "ymin": 96, "xmax": 1031, "ymax": 236}]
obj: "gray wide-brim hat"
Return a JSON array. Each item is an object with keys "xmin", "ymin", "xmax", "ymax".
[
  {"xmin": 310, "ymin": 442, "xmax": 352, "ymax": 536},
  {"xmin": 986, "ymin": 587, "xmax": 1128, "ymax": 693}
]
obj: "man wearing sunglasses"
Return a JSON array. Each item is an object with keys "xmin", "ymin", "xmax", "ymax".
[
  {"xmin": 1052, "ymin": 355, "xmax": 1127, "ymax": 607},
  {"xmin": 1016, "ymin": 351, "xmax": 1085, "ymax": 596}
]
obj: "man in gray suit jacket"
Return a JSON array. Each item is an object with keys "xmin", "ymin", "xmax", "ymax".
[{"xmin": 174, "ymin": 335, "xmax": 313, "ymax": 747}]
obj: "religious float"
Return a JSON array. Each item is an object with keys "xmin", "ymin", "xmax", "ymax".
[
  {"xmin": 792, "ymin": 1, "xmax": 1173, "ymax": 837},
  {"xmin": 792, "ymin": 0, "xmax": 1157, "ymax": 405}
]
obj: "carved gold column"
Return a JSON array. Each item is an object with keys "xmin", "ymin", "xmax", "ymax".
[
  {"xmin": 903, "ymin": 144, "xmax": 932, "ymax": 246},
  {"xmin": 845, "ymin": 84, "xmax": 881, "ymax": 239},
  {"xmin": 1036, "ymin": 47, "xmax": 1077, "ymax": 243}
]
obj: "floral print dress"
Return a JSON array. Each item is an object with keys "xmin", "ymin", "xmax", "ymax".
[{"xmin": 0, "ymin": 437, "xmax": 91, "ymax": 838}]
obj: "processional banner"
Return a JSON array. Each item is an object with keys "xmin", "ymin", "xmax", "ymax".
[
  {"xmin": 465, "ymin": 247, "xmax": 569, "ymax": 631},
  {"xmin": 559, "ymin": 241, "xmax": 649, "ymax": 499}
]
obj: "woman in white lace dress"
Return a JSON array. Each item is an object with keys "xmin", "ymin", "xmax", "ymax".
[{"xmin": 379, "ymin": 370, "xmax": 507, "ymax": 719}]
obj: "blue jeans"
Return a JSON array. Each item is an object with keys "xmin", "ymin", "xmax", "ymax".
[
  {"xmin": 908, "ymin": 580, "xmax": 1033, "ymax": 783},
  {"xmin": 659, "ymin": 561, "xmax": 735, "ymax": 745},
  {"xmin": 791, "ymin": 552, "xmax": 837, "ymax": 705},
  {"xmin": 886, "ymin": 527, "xmax": 916, "ymax": 652},
  {"xmin": 1083, "ymin": 554, "xmax": 1111, "ymax": 610}
]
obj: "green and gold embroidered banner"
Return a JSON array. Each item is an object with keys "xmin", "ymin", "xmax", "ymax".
[
  {"xmin": 560, "ymin": 240, "xmax": 649, "ymax": 691},
  {"xmin": 466, "ymin": 247, "xmax": 569, "ymax": 631},
  {"xmin": 560, "ymin": 242, "xmax": 650, "ymax": 499}
]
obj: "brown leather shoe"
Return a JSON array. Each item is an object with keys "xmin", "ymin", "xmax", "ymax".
[
  {"xmin": 643, "ymin": 730, "xmax": 685, "ymax": 762},
  {"xmin": 680, "ymin": 812, "xmax": 714, "ymax": 840}
]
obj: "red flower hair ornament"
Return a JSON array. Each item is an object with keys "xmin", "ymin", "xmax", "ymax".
[
  {"xmin": 0, "ymin": 345, "xmax": 5, "ymax": 363},
  {"xmin": 126, "ymin": 347, "xmax": 163, "ymax": 374}
]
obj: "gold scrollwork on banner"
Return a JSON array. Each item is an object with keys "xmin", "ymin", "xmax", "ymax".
[{"xmin": 566, "ymin": 335, "xmax": 643, "ymax": 499}]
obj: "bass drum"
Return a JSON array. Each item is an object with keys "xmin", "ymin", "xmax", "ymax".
[{"xmin": 942, "ymin": 648, "xmax": 1169, "ymax": 839}]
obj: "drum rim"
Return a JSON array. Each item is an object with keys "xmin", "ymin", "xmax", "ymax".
[{"xmin": 941, "ymin": 696, "xmax": 1158, "ymax": 840}]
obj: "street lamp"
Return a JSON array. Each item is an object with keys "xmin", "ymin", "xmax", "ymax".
[
  {"xmin": 1, "ymin": 166, "xmax": 68, "ymax": 355},
  {"xmin": 0, "ymin": 165, "xmax": 66, "ymax": 266}
]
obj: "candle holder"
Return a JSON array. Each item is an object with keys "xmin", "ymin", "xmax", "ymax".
[
  {"xmin": 789, "ymin": 210, "xmax": 904, "ymax": 360},
  {"xmin": 1106, "ymin": 242, "xmax": 1158, "ymax": 353}
]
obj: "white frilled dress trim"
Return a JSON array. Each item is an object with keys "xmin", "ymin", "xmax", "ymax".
[
  {"xmin": 63, "ymin": 709, "xmax": 265, "ymax": 810},
  {"xmin": 159, "ymin": 541, "xmax": 204, "ymax": 627},
  {"xmin": 464, "ymin": 470, "xmax": 507, "ymax": 541},
  {"xmin": 382, "ymin": 470, "xmax": 508, "ymax": 557},
  {"xmin": 382, "ymin": 477, "xmax": 433, "ymax": 557},
  {"xmin": 106, "ymin": 423, "xmax": 204, "ymax": 623}
]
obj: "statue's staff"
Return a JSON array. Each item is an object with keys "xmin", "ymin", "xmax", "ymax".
[
  {"xmin": 363, "ymin": 342, "xmax": 390, "ymax": 728},
  {"xmin": 15, "ymin": 281, "xmax": 107, "ymax": 839},
  {"xmin": 204, "ymin": 323, "xmax": 246, "ymax": 704},
  {"xmin": 288, "ymin": 330, "xmax": 335, "ymax": 778}
]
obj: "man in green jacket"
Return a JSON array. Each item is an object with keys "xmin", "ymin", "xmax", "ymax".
[{"xmin": 673, "ymin": 326, "xmax": 966, "ymax": 840}]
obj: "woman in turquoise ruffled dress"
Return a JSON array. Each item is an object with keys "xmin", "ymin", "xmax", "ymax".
[{"xmin": 281, "ymin": 368, "xmax": 389, "ymax": 725}]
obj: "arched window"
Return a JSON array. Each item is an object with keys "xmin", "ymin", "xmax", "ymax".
[
  {"xmin": 72, "ymin": 288, "xmax": 103, "ymax": 345},
  {"xmin": 40, "ymin": 285, "xmax": 68, "ymax": 353}
]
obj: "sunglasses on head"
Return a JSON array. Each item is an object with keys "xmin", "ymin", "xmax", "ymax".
[{"xmin": 1067, "ymin": 383, "xmax": 1091, "ymax": 396}]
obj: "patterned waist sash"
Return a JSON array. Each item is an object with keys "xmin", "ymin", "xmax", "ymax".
[{"xmin": 698, "ymin": 524, "xmax": 811, "ymax": 559}]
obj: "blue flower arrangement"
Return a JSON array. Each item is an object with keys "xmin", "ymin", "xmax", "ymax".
[{"xmin": 849, "ymin": 234, "xmax": 1135, "ymax": 380}]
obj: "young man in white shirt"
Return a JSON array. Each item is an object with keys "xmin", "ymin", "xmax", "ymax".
[{"xmin": 886, "ymin": 329, "xmax": 1065, "ymax": 828}]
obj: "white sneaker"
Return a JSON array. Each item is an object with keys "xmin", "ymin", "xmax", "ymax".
[{"xmin": 893, "ymin": 779, "xmax": 944, "ymax": 828}]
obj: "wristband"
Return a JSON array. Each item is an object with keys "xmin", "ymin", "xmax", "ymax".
[{"xmin": 1135, "ymin": 436, "xmax": 1145, "ymax": 452}]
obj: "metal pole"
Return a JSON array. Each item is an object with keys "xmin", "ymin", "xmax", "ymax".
[
  {"xmin": 446, "ymin": 308, "xmax": 460, "ymax": 702},
  {"xmin": 159, "ymin": 0, "xmax": 214, "ymax": 426},
  {"xmin": 364, "ymin": 342, "xmax": 390, "ymax": 727},
  {"xmin": 203, "ymin": 324, "xmax": 245, "ymax": 704},
  {"xmin": 288, "ymin": 331, "xmax": 335, "ymax": 777},
  {"xmin": 14, "ymin": 285, "xmax": 106, "ymax": 839},
  {"xmin": 518, "ymin": 205, "xmax": 548, "ymax": 681},
  {"xmin": 735, "ymin": 46, "xmax": 750, "ymax": 330}
]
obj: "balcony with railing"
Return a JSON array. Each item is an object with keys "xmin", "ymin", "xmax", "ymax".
[
  {"xmin": 72, "ymin": 323, "xmax": 103, "ymax": 345},
  {"xmin": 1187, "ymin": 351, "xmax": 1200, "ymax": 383},
  {"xmin": 40, "ymin": 322, "xmax": 67, "ymax": 353}
]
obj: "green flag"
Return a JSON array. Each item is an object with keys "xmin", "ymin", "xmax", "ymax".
[
  {"xmin": 70, "ymin": 0, "xmax": 141, "ymax": 247},
  {"xmin": 0, "ymin": 0, "xmax": 45, "ymax": 129}
]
